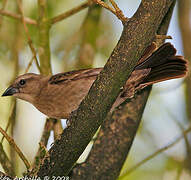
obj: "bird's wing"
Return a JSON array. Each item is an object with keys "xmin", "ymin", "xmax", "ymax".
[{"xmin": 48, "ymin": 68, "xmax": 103, "ymax": 84}]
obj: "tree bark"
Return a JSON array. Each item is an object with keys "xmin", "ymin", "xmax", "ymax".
[{"xmin": 71, "ymin": 87, "xmax": 151, "ymax": 180}]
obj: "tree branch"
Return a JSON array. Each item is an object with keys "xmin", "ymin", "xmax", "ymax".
[
  {"xmin": 0, "ymin": 9, "xmax": 37, "ymax": 25},
  {"xmin": 51, "ymin": 1, "xmax": 91, "ymax": 25},
  {"xmin": 92, "ymin": 0, "xmax": 128, "ymax": 22},
  {"xmin": 0, "ymin": 171, "xmax": 13, "ymax": 179},
  {"xmin": 71, "ymin": 87, "xmax": 151, "ymax": 179},
  {"xmin": 16, "ymin": 0, "xmax": 41, "ymax": 73},
  {"xmin": 1, "ymin": 101, "xmax": 16, "ymax": 143},
  {"xmin": 31, "ymin": 118, "xmax": 54, "ymax": 175},
  {"xmin": 37, "ymin": 0, "xmax": 174, "ymax": 177},
  {"xmin": 37, "ymin": 0, "xmax": 52, "ymax": 75},
  {"xmin": 0, "ymin": 126, "xmax": 30, "ymax": 169},
  {"xmin": 0, "ymin": 143, "xmax": 15, "ymax": 176},
  {"xmin": 75, "ymin": 3, "xmax": 102, "ymax": 69},
  {"xmin": 0, "ymin": 0, "xmax": 8, "ymax": 28},
  {"xmin": 9, "ymin": 10, "xmax": 22, "ymax": 170}
]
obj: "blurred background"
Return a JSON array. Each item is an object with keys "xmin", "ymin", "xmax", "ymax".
[{"xmin": 0, "ymin": 0, "xmax": 190, "ymax": 179}]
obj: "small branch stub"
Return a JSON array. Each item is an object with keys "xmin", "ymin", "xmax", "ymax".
[{"xmin": 155, "ymin": 34, "xmax": 172, "ymax": 40}]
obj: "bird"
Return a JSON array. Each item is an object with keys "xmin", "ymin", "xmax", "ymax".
[{"xmin": 2, "ymin": 43, "xmax": 188, "ymax": 119}]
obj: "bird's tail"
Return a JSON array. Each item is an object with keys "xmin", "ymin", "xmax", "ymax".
[
  {"xmin": 134, "ymin": 42, "xmax": 188, "ymax": 90},
  {"xmin": 119, "ymin": 43, "xmax": 188, "ymax": 99},
  {"xmin": 112, "ymin": 43, "xmax": 188, "ymax": 110}
]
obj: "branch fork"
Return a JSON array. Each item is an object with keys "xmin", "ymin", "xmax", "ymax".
[{"xmin": 92, "ymin": 0, "xmax": 128, "ymax": 22}]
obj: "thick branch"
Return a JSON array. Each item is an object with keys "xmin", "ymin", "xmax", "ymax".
[
  {"xmin": 71, "ymin": 87, "xmax": 151, "ymax": 179},
  {"xmin": 37, "ymin": 0, "xmax": 174, "ymax": 177}
]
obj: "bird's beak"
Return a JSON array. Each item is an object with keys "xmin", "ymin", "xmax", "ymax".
[{"xmin": 2, "ymin": 86, "xmax": 19, "ymax": 97}]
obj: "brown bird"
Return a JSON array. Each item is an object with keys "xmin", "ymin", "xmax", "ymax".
[{"xmin": 2, "ymin": 43, "xmax": 188, "ymax": 119}]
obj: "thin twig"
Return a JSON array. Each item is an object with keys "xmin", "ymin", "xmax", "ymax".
[
  {"xmin": 0, "ymin": 171, "xmax": 13, "ymax": 179},
  {"xmin": 16, "ymin": 0, "xmax": 41, "ymax": 73},
  {"xmin": 168, "ymin": 110, "xmax": 191, "ymax": 155},
  {"xmin": 92, "ymin": 0, "xmax": 128, "ymax": 22},
  {"xmin": 31, "ymin": 118, "xmax": 54, "ymax": 175},
  {"xmin": 0, "ymin": 0, "xmax": 8, "ymax": 27},
  {"xmin": 25, "ymin": 56, "xmax": 34, "ymax": 73},
  {"xmin": 108, "ymin": 0, "xmax": 128, "ymax": 22},
  {"xmin": 0, "ymin": 9, "xmax": 37, "ymax": 25},
  {"xmin": 1, "ymin": 101, "xmax": 16, "ymax": 143},
  {"xmin": 51, "ymin": 1, "xmax": 91, "ymax": 24},
  {"xmin": 119, "ymin": 126, "xmax": 191, "ymax": 179},
  {"xmin": 29, "ymin": 142, "xmax": 49, "ymax": 176},
  {"xmin": 0, "ymin": 143, "xmax": 15, "ymax": 176},
  {"xmin": 0, "ymin": 126, "xmax": 30, "ymax": 169},
  {"xmin": 93, "ymin": 0, "xmax": 116, "ymax": 15},
  {"xmin": 9, "ymin": 14, "xmax": 21, "ymax": 171}
]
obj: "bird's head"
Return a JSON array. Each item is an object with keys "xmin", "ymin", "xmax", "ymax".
[{"xmin": 2, "ymin": 73, "xmax": 45, "ymax": 103}]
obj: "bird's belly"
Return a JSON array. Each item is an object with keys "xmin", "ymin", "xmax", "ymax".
[
  {"xmin": 51, "ymin": 92, "xmax": 87, "ymax": 119},
  {"xmin": 35, "ymin": 79, "xmax": 94, "ymax": 119}
]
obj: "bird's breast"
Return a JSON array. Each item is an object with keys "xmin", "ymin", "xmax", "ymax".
[{"xmin": 33, "ymin": 78, "xmax": 95, "ymax": 119}]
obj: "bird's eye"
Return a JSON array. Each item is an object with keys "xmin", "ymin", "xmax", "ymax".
[{"xmin": 19, "ymin": 79, "xmax": 26, "ymax": 86}]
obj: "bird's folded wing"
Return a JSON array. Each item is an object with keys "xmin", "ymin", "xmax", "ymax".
[{"xmin": 49, "ymin": 68, "xmax": 103, "ymax": 84}]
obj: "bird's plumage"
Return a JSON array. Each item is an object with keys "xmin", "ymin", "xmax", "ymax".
[
  {"xmin": 2, "ymin": 43, "xmax": 188, "ymax": 119},
  {"xmin": 49, "ymin": 68, "xmax": 102, "ymax": 84}
]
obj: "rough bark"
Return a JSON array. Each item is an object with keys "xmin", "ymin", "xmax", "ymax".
[
  {"xmin": 71, "ymin": 87, "xmax": 151, "ymax": 180},
  {"xmin": 37, "ymin": 0, "xmax": 175, "ymax": 177}
]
